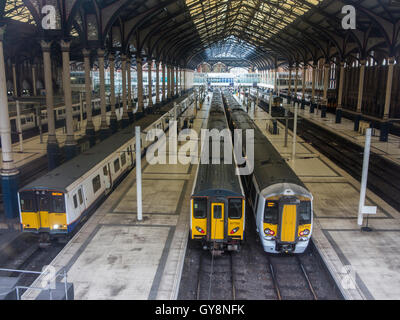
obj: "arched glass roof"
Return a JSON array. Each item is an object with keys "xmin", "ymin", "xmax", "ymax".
[{"xmin": 4, "ymin": 0, "xmax": 36, "ymax": 25}]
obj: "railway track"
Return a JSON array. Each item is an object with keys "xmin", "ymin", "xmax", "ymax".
[
  {"xmin": 179, "ymin": 210, "xmax": 342, "ymax": 300},
  {"xmin": 196, "ymin": 250, "xmax": 235, "ymax": 300},
  {"xmin": 266, "ymin": 254, "xmax": 317, "ymax": 300}
]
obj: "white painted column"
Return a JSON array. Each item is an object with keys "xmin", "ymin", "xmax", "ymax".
[
  {"xmin": 109, "ymin": 53, "xmax": 117, "ymax": 121},
  {"xmin": 292, "ymin": 102, "xmax": 298, "ymax": 161},
  {"xmin": 32, "ymin": 64, "xmax": 37, "ymax": 96},
  {"xmin": 121, "ymin": 54, "xmax": 129, "ymax": 122},
  {"xmin": 383, "ymin": 57, "xmax": 395, "ymax": 120},
  {"xmin": 294, "ymin": 65, "xmax": 299, "ymax": 101},
  {"xmin": 155, "ymin": 61, "xmax": 160, "ymax": 104},
  {"xmin": 356, "ymin": 59, "xmax": 366, "ymax": 113},
  {"xmin": 175, "ymin": 67, "xmax": 179, "ymax": 95},
  {"xmin": 183, "ymin": 68, "xmax": 186, "ymax": 91},
  {"xmin": 162, "ymin": 63, "xmax": 166, "ymax": 101},
  {"xmin": 135, "ymin": 126, "xmax": 143, "ymax": 221},
  {"xmin": 16, "ymin": 100, "xmax": 23, "ymax": 152},
  {"xmin": 82, "ymin": 49, "xmax": 94, "ymax": 133},
  {"xmin": 60, "ymin": 40, "xmax": 76, "ymax": 150},
  {"xmin": 0, "ymin": 34, "xmax": 16, "ymax": 171},
  {"xmin": 148, "ymin": 60, "xmax": 153, "ymax": 108},
  {"xmin": 302, "ymin": 65, "xmax": 306, "ymax": 101},
  {"xmin": 137, "ymin": 56, "xmax": 144, "ymax": 113},
  {"xmin": 167, "ymin": 65, "xmax": 171, "ymax": 99},
  {"xmin": 0, "ymin": 26, "xmax": 19, "ymax": 219},
  {"xmin": 337, "ymin": 62, "xmax": 345, "ymax": 109},
  {"xmin": 127, "ymin": 57, "xmax": 132, "ymax": 111},
  {"xmin": 12, "ymin": 63, "xmax": 17, "ymax": 97},
  {"xmin": 97, "ymin": 49, "xmax": 108, "ymax": 131},
  {"xmin": 41, "ymin": 41, "xmax": 57, "ymax": 145},
  {"xmin": 323, "ymin": 63, "xmax": 330, "ymax": 102},
  {"xmin": 311, "ymin": 63, "xmax": 316, "ymax": 104}
]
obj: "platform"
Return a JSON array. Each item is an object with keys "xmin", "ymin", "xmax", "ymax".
[
  {"xmin": 22, "ymin": 93, "xmax": 212, "ymax": 300},
  {"xmin": 248, "ymin": 98, "xmax": 400, "ymax": 300},
  {"xmin": 286, "ymin": 100, "xmax": 400, "ymax": 166}
]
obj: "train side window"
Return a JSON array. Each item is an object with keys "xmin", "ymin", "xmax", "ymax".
[
  {"xmin": 103, "ymin": 166, "xmax": 108, "ymax": 176},
  {"xmin": 51, "ymin": 194, "xmax": 65, "ymax": 213},
  {"xmin": 193, "ymin": 198, "xmax": 207, "ymax": 219},
  {"xmin": 264, "ymin": 201, "xmax": 279, "ymax": 224},
  {"xmin": 20, "ymin": 192, "xmax": 36, "ymax": 212},
  {"xmin": 114, "ymin": 159, "xmax": 120, "ymax": 172},
  {"xmin": 92, "ymin": 175, "xmax": 101, "ymax": 194},
  {"xmin": 21, "ymin": 118, "xmax": 26, "ymax": 125},
  {"xmin": 73, "ymin": 195, "xmax": 78, "ymax": 209},
  {"xmin": 121, "ymin": 153, "xmax": 126, "ymax": 166},
  {"xmin": 78, "ymin": 189, "xmax": 83, "ymax": 205},
  {"xmin": 299, "ymin": 201, "xmax": 312, "ymax": 224},
  {"xmin": 229, "ymin": 198, "xmax": 242, "ymax": 219}
]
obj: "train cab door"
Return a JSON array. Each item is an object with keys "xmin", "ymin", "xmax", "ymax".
[
  {"xmin": 37, "ymin": 191, "xmax": 50, "ymax": 230},
  {"xmin": 280, "ymin": 204, "xmax": 297, "ymax": 242},
  {"xmin": 211, "ymin": 203, "xmax": 225, "ymax": 241}
]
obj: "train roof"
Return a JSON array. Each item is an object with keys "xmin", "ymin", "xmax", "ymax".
[
  {"xmin": 223, "ymin": 93, "xmax": 307, "ymax": 193},
  {"xmin": 192, "ymin": 91, "xmax": 243, "ymax": 198},
  {"xmin": 19, "ymin": 125, "xmax": 136, "ymax": 193}
]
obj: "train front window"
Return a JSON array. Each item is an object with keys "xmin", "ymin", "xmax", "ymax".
[
  {"xmin": 229, "ymin": 198, "xmax": 242, "ymax": 219},
  {"xmin": 264, "ymin": 201, "xmax": 279, "ymax": 224},
  {"xmin": 20, "ymin": 193, "xmax": 36, "ymax": 212},
  {"xmin": 51, "ymin": 193, "xmax": 65, "ymax": 213},
  {"xmin": 193, "ymin": 198, "xmax": 207, "ymax": 219},
  {"xmin": 213, "ymin": 205, "xmax": 222, "ymax": 219},
  {"xmin": 39, "ymin": 195, "xmax": 50, "ymax": 212},
  {"xmin": 299, "ymin": 201, "xmax": 312, "ymax": 224}
]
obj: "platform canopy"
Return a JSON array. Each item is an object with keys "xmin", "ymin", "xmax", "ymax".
[{"xmin": 0, "ymin": 0, "xmax": 399, "ymax": 69}]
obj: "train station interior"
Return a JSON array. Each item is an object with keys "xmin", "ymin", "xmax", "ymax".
[{"xmin": 0, "ymin": 0, "xmax": 400, "ymax": 303}]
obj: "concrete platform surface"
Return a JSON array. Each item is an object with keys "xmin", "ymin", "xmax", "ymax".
[{"xmin": 289, "ymin": 102, "xmax": 400, "ymax": 166}]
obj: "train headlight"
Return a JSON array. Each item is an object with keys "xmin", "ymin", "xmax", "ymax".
[
  {"xmin": 53, "ymin": 224, "xmax": 59, "ymax": 230},
  {"xmin": 230, "ymin": 227, "xmax": 239, "ymax": 235},
  {"xmin": 299, "ymin": 229, "xmax": 310, "ymax": 237},
  {"xmin": 195, "ymin": 226, "xmax": 205, "ymax": 234},
  {"xmin": 264, "ymin": 228, "xmax": 275, "ymax": 236}
]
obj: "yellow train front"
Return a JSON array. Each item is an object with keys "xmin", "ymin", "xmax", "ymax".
[
  {"xmin": 190, "ymin": 90, "xmax": 245, "ymax": 253},
  {"xmin": 190, "ymin": 192, "xmax": 245, "ymax": 252}
]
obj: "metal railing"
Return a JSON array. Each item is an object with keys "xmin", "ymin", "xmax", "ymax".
[{"xmin": 0, "ymin": 267, "xmax": 69, "ymax": 300}]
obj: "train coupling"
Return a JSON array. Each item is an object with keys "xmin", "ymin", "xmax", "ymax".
[{"xmin": 39, "ymin": 233, "xmax": 51, "ymax": 249}]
